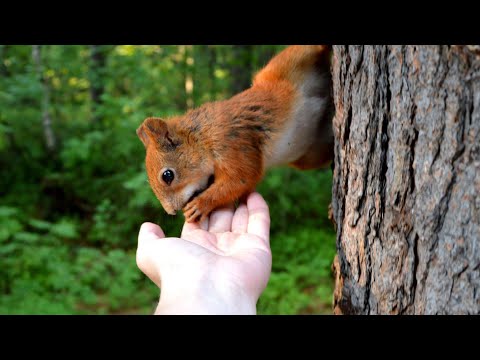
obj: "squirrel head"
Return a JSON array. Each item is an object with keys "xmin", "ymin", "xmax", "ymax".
[{"xmin": 137, "ymin": 117, "xmax": 215, "ymax": 216}]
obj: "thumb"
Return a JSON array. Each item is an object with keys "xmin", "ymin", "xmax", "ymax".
[
  {"xmin": 136, "ymin": 222, "xmax": 166, "ymax": 288},
  {"xmin": 138, "ymin": 222, "xmax": 165, "ymax": 244}
]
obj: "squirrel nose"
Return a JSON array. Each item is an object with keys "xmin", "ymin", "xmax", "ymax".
[{"xmin": 161, "ymin": 203, "xmax": 177, "ymax": 215}]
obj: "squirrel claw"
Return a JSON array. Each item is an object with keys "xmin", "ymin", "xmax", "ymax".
[{"xmin": 183, "ymin": 199, "xmax": 209, "ymax": 223}]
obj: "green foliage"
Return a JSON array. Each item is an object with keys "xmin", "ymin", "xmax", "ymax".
[
  {"xmin": 256, "ymin": 168, "xmax": 336, "ymax": 314},
  {"xmin": 0, "ymin": 45, "xmax": 335, "ymax": 314}
]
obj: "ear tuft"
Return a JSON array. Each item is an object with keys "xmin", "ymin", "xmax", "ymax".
[{"xmin": 136, "ymin": 117, "xmax": 167, "ymax": 148}]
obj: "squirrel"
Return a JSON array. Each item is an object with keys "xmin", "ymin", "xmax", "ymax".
[{"xmin": 137, "ymin": 45, "xmax": 333, "ymax": 223}]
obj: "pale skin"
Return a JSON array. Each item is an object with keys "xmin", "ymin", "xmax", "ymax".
[{"xmin": 136, "ymin": 192, "xmax": 272, "ymax": 315}]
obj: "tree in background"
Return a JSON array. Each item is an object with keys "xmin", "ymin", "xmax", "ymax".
[
  {"xmin": 88, "ymin": 45, "xmax": 111, "ymax": 123},
  {"xmin": 229, "ymin": 45, "xmax": 253, "ymax": 95},
  {"xmin": 32, "ymin": 45, "xmax": 56, "ymax": 152}
]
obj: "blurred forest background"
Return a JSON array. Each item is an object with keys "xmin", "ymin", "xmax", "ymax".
[{"xmin": 0, "ymin": 45, "xmax": 335, "ymax": 314}]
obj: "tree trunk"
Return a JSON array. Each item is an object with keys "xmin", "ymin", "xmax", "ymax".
[
  {"xmin": 32, "ymin": 45, "xmax": 56, "ymax": 152},
  {"xmin": 230, "ymin": 45, "xmax": 253, "ymax": 95},
  {"xmin": 185, "ymin": 45, "xmax": 194, "ymax": 110},
  {"xmin": 176, "ymin": 45, "xmax": 195, "ymax": 110},
  {"xmin": 331, "ymin": 45, "xmax": 480, "ymax": 314},
  {"xmin": 89, "ymin": 45, "xmax": 109, "ymax": 123},
  {"xmin": 0, "ymin": 45, "xmax": 9, "ymax": 77},
  {"xmin": 207, "ymin": 45, "xmax": 217, "ymax": 98},
  {"xmin": 256, "ymin": 46, "xmax": 277, "ymax": 69}
]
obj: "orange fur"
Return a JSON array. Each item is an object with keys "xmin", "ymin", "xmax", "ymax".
[{"xmin": 137, "ymin": 45, "xmax": 333, "ymax": 222}]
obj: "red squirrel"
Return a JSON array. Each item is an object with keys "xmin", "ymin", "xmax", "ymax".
[{"xmin": 137, "ymin": 45, "xmax": 333, "ymax": 223}]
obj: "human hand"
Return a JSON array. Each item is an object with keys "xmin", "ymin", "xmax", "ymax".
[{"xmin": 136, "ymin": 192, "xmax": 272, "ymax": 314}]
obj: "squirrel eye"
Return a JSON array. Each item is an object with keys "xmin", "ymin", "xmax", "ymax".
[{"xmin": 162, "ymin": 169, "xmax": 175, "ymax": 185}]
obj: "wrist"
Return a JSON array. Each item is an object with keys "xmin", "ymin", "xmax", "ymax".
[{"xmin": 155, "ymin": 281, "xmax": 257, "ymax": 315}]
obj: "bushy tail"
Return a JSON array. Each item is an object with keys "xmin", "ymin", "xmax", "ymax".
[{"xmin": 253, "ymin": 45, "xmax": 331, "ymax": 87}]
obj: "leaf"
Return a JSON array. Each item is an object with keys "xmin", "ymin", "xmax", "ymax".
[
  {"xmin": 0, "ymin": 217, "xmax": 23, "ymax": 243},
  {"xmin": 14, "ymin": 232, "xmax": 41, "ymax": 244},
  {"xmin": 28, "ymin": 219, "xmax": 52, "ymax": 231},
  {"xmin": 0, "ymin": 206, "xmax": 19, "ymax": 218},
  {"xmin": 50, "ymin": 220, "xmax": 78, "ymax": 239},
  {"xmin": 0, "ymin": 243, "xmax": 18, "ymax": 255}
]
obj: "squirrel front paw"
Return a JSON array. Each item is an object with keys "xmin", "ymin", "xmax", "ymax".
[{"xmin": 183, "ymin": 197, "xmax": 214, "ymax": 223}]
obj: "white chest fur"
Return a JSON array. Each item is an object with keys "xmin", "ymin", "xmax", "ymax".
[{"xmin": 264, "ymin": 70, "xmax": 330, "ymax": 169}]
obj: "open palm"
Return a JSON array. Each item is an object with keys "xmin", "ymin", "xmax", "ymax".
[{"xmin": 136, "ymin": 192, "xmax": 272, "ymax": 314}]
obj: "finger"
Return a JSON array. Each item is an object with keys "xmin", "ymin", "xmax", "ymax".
[
  {"xmin": 136, "ymin": 222, "xmax": 165, "ymax": 287},
  {"xmin": 232, "ymin": 202, "xmax": 249, "ymax": 233},
  {"xmin": 182, "ymin": 215, "xmax": 209, "ymax": 237},
  {"xmin": 198, "ymin": 216, "xmax": 209, "ymax": 230},
  {"xmin": 208, "ymin": 204, "xmax": 235, "ymax": 233},
  {"xmin": 246, "ymin": 192, "xmax": 270, "ymax": 244}
]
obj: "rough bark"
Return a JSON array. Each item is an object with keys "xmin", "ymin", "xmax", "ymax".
[
  {"xmin": 32, "ymin": 45, "xmax": 56, "ymax": 152},
  {"xmin": 331, "ymin": 45, "xmax": 480, "ymax": 314}
]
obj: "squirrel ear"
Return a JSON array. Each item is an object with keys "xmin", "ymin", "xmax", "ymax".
[{"xmin": 136, "ymin": 117, "xmax": 168, "ymax": 148}]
